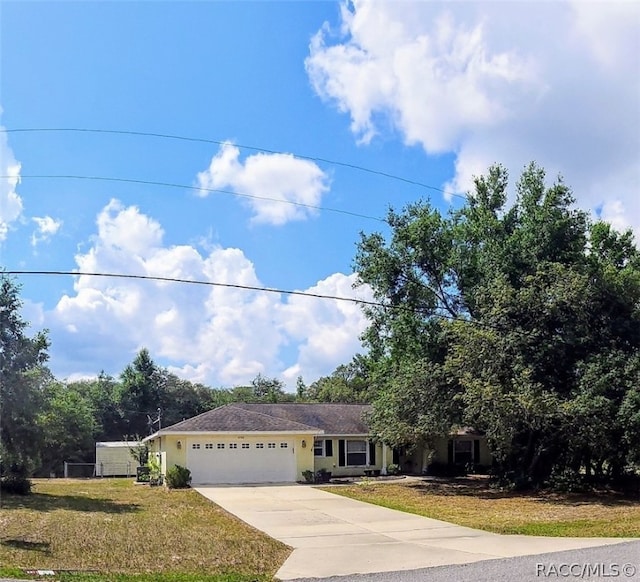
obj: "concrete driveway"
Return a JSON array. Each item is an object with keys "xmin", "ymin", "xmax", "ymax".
[{"xmin": 195, "ymin": 484, "xmax": 633, "ymax": 580}]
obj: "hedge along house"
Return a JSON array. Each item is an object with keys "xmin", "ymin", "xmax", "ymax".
[{"xmin": 144, "ymin": 403, "xmax": 492, "ymax": 485}]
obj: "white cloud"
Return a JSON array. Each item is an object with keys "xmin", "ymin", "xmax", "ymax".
[
  {"xmin": 307, "ymin": 1, "xmax": 539, "ymax": 152},
  {"xmin": 307, "ymin": 0, "xmax": 640, "ymax": 236},
  {"xmin": 20, "ymin": 297, "xmax": 45, "ymax": 328},
  {"xmin": 0, "ymin": 121, "xmax": 23, "ymax": 241},
  {"xmin": 96, "ymin": 199, "xmax": 163, "ymax": 254},
  {"xmin": 598, "ymin": 200, "xmax": 629, "ymax": 234},
  {"xmin": 279, "ymin": 272, "xmax": 373, "ymax": 384},
  {"xmin": 31, "ymin": 215, "xmax": 63, "ymax": 246},
  {"xmin": 47, "ymin": 200, "xmax": 370, "ymax": 388},
  {"xmin": 196, "ymin": 143, "xmax": 330, "ymax": 225}
]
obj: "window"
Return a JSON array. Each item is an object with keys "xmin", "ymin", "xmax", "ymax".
[
  {"xmin": 454, "ymin": 439, "xmax": 473, "ymax": 464},
  {"xmin": 216, "ymin": 443, "xmax": 225, "ymax": 449},
  {"xmin": 191, "ymin": 443, "xmax": 200, "ymax": 450},
  {"xmin": 268, "ymin": 443, "xmax": 276, "ymax": 449},
  {"xmin": 205, "ymin": 443, "xmax": 213, "ymax": 450},
  {"xmin": 256, "ymin": 443, "xmax": 264, "ymax": 449},
  {"xmin": 242, "ymin": 443, "xmax": 250, "ymax": 449},
  {"xmin": 229, "ymin": 443, "xmax": 238, "ymax": 449},
  {"xmin": 280, "ymin": 442, "xmax": 288, "ymax": 448},
  {"xmin": 346, "ymin": 440, "xmax": 367, "ymax": 466},
  {"xmin": 314, "ymin": 439, "xmax": 332, "ymax": 457}
]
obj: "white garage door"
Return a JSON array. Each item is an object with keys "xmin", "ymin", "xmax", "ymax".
[{"xmin": 186, "ymin": 437, "xmax": 297, "ymax": 484}]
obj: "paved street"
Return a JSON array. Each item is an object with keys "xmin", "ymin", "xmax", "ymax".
[{"xmin": 289, "ymin": 540, "xmax": 640, "ymax": 582}]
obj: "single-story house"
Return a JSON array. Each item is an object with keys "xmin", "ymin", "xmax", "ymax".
[{"xmin": 144, "ymin": 403, "xmax": 491, "ymax": 485}]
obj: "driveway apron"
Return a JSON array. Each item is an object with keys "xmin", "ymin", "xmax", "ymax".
[{"xmin": 195, "ymin": 484, "xmax": 633, "ymax": 580}]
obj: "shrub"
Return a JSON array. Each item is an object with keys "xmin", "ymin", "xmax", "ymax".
[
  {"xmin": 545, "ymin": 467, "xmax": 589, "ymax": 493},
  {"xmin": 136, "ymin": 466, "xmax": 151, "ymax": 482},
  {"xmin": 301, "ymin": 470, "xmax": 315, "ymax": 483},
  {"xmin": 1, "ymin": 474, "xmax": 32, "ymax": 495},
  {"xmin": 386, "ymin": 463, "xmax": 401, "ymax": 475},
  {"xmin": 145, "ymin": 455, "xmax": 164, "ymax": 486},
  {"xmin": 315, "ymin": 468, "xmax": 332, "ymax": 483},
  {"xmin": 128, "ymin": 438, "xmax": 150, "ymax": 467},
  {"xmin": 166, "ymin": 465, "xmax": 192, "ymax": 489}
]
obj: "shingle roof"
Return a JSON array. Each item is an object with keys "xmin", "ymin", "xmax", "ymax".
[
  {"xmin": 160, "ymin": 403, "xmax": 372, "ymax": 434},
  {"xmin": 231, "ymin": 403, "xmax": 372, "ymax": 434},
  {"xmin": 161, "ymin": 404, "xmax": 323, "ymax": 433}
]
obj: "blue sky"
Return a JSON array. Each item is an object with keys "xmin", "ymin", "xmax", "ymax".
[{"xmin": 1, "ymin": 1, "xmax": 638, "ymax": 389}]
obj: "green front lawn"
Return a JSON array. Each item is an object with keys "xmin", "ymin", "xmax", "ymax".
[
  {"xmin": 0, "ymin": 479, "xmax": 290, "ymax": 581},
  {"xmin": 322, "ymin": 477, "xmax": 640, "ymax": 537}
]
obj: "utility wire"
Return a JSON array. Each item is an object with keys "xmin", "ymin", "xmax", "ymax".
[
  {"xmin": 5, "ymin": 269, "xmax": 382, "ymax": 308},
  {"xmin": 0, "ymin": 127, "xmax": 467, "ymax": 201},
  {"xmin": 5, "ymin": 269, "xmax": 485, "ymax": 327},
  {"xmin": 5, "ymin": 174, "xmax": 387, "ymax": 224}
]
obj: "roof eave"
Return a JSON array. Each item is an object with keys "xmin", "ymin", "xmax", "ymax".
[{"xmin": 146, "ymin": 429, "xmax": 323, "ymax": 438}]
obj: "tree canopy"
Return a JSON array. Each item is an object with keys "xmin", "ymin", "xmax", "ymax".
[
  {"xmin": 356, "ymin": 164, "xmax": 640, "ymax": 487},
  {"xmin": 0, "ymin": 273, "xmax": 50, "ymax": 474}
]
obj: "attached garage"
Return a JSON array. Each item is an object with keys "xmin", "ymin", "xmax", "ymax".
[
  {"xmin": 144, "ymin": 404, "xmax": 321, "ymax": 485},
  {"xmin": 186, "ymin": 437, "xmax": 296, "ymax": 484}
]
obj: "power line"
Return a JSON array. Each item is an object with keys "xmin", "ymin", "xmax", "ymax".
[
  {"xmin": 5, "ymin": 269, "xmax": 383, "ymax": 308},
  {"xmin": 5, "ymin": 174, "xmax": 387, "ymax": 224},
  {"xmin": 0, "ymin": 127, "xmax": 467, "ymax": 201},
  {"xmin": 4, "ymin": 269, "xmax": 483, "ymax": 327}
]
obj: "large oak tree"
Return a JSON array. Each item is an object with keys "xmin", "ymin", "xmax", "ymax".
[{"xmin": 356, "ymin": 164, "xmax": 640, "ymax": 487}]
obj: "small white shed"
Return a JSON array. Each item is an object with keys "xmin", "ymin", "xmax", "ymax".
[{"xmin": 95, "ymin": 441, "xmax": 139, "ymax": 476}]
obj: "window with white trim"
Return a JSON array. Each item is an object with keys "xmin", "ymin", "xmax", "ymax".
[
  {"xmin": 268, "ymin": 443, "xmax": 276, "ymax": 449},
  {"xmin": 346, "ymin": 440, "xmax": 367, "ymax": 466},
  {"xmin": 217, "ymin": 443, "xmax": 225, "ymax": 449},
  {"xmin": 229, "ymin": 443, "xmax": 238, "ymax": 449},
  {"xmin": 241, "ymin": 443, "xmax": 250, "ymax": 449},
  {"xmin": 314, "ymin": 439, "xmax": 324, "ymax": 456},
  {"xmin": 280, "ymin": 442, "xmax": 288, "ymax": 448},
  {"xmin": 205, "ymin": 443, "xmax": 213, "ymax": 449},
  {"xmin": 256, "ymin": 443, "xmax": 264, "ymax": 449},
  {"xmin": 191, "ymin": 443, "xmax": 200, "ymax": 449}
]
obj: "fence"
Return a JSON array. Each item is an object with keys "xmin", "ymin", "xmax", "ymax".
[{"xmin": 63, "ymin": 462, "xmax": 134, "ymax": 478}]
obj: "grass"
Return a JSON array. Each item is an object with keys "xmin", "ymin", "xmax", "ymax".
[
  {"xmin": 0, "ymin": 479, "xmax": 290, "ymax": 581},
  {"xmin": 321, "ymin": 476, "xmax": 640, "ymax": 537}
]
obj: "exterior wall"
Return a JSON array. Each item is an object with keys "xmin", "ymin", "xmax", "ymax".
[
  {"xmin": 149, "ymin": 432, "xmax": 316, "ymax": 482},
  {"xmin": 399, "ymin": 435, "xmax": 492, "ymax": 474},
  {"xmin": 477, "ymin": 438, "xmax": 492, "ymax": 466},
  {"xmin": 95, "ymin": 444, "xmax": 137, "ymax": 476},
  {"xmin": 148, "ymin": 431, "xmax": 491, "ymax": 479},
  {"xmin": 147, "ymin": 434, "xmax": 186, "ymax": 475},
  {"xmin": 295, "ymin": 435, "xmax": 315, "ymax": 480},
  {"xmin": 433, "ymin": 438, "xmax": 449, "ymax": 465},
  {"xmin": 397, "ymin": 445, "xmax": 428, "ymax": 474},
  {"xmin": 313, "ymin": 438, "xmax": 393, "ymax": 477},
  {"xmin": 439, "ymin": 435, "xmax": 492, "ymax": 467}
]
